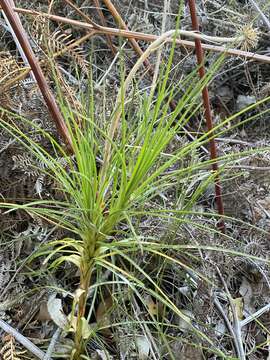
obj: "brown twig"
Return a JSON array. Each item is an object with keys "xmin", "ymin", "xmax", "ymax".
[
  {"xmin": 0, "ymin": 319, "xmax": 47, "ymax": 359},
  {"xmin": 0, "ymin": 0, "xmax": 73, "ymax": 150},
  {"xmin": 102, "ymin": 0, "xmax": 152, "ymax": 71},
  {"xmin": 93, "ymin": 0, "xmax": 116, "ymax": 54},
  {"xmin": 188, "ymin": 0, "xmax": 225, "ymax": 232},
  {"xmin": 62, "ymin": 0, "xmax": 100, "ymax": 27},
  {"xmin": 63, "ymin": 0, "xmax": 116, "ymax": 54},
  {"xmin": 8, "ymin": 6, "xmax": 270, "ymax": 64}
]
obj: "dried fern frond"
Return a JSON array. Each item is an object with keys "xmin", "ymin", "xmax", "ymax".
[
  {"xmin": 32, "ymin": 26, "xmax": 89, "ymax": 74},
  {"xmin": 30, "ymin": 14, "xmax": 48, "ymax": 45},
  {"xmin": 0, "ymin": 52, "xmax": 18, "ymax": 73},
  {"xmin": 0, "ymin": 335, "xmax": 24, "ymax": 360},
  {"xmin": 0, "ymin": 52, "xmax": 33, "ymax": 111},
  {"xmin": 12, "ymin": 154, "xmax": 40, "ymax": 178},
  {"xmin": 53, "ymin": 64, "xmax": 83, "ymax": 112},
  {"xmin": 0, "ymin": 52, "xmax": 29, "ymax": 90},
  {"xmin": 49, "ymin": 30, "xmax": 89, "ymax": 73}
]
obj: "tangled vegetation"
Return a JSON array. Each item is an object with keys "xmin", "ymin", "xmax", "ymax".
[{"xmin": 0, "ymin": 1, "xmax": 270, "ymax": 359}]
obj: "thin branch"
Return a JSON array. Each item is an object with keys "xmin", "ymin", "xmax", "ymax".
[
  {"xmin": 102, "ymin": 0, "xmax": 152, "ymax": 70},
  {"xmin": 0, "ymin": 319, "xmax": 47, "ymax": 360},
  {"xmin": 216, "ymin": 267, "xmax": 246, "ymax": 360},
  {"xmin": 213, "ymin": 296, "xmax": 240, "ymax": 357},
  {"xmin": 62, "ymin": 0, "xmax": 100, "ymax": 27},
  {"xmin": 250, "ymin": 0, "xmax": 270, "ymax": 31},
  {"xmin": 63, "ymin": 0, "xmax": 116, "ymax": 54},
  {"xmin": 93, "ymin": 0, "xmax": 116, "ymax": 54},
  {"xmin": 241, "ymin": 303, "xmax": 270, "ymax": 327},
  {"xmin": 44, "ymin": 327, "xmax": 61, "ymax": 360},
  {"xmin": 7, "ymin": 6, "xmax": 270, "ymax": 64},
  {"xmin": 188, "ymin": 0, "xmax": 225, "ymax": 232},
  {"xmin": 96, "ymin": 40, "xmax": 126, "ymax": 87},
  {"xmin": 6, "ymin": 6, "xmax": 252, "ymax": 44}
]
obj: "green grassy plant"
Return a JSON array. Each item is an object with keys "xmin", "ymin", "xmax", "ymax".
[{"xmin": 1, "ymin": 33, "xmax": 270, "ymax": 358}]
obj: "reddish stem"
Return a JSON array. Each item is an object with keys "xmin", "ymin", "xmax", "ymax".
[
  {"xmin": 102, "ymin": 0, "xmax": 153, "ymax": 72},
  {"xmin": 93, "ymin": 0, "xmax": 116, "ymax": 54},
  {"xmin": 0, "ymin": 0, "xmax": 73, "ymax": 150},
  {"xmin": 187, "ymin": 0, "xmax": 225, "ymax": 232},
  {"xmin": 63, "ymin": 0, "xmax": 116, "ymax": 54}
]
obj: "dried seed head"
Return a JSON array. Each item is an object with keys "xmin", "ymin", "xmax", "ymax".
[{"xmin": 238, "ymin": 25, "xmax": 260, "ymax": 51}]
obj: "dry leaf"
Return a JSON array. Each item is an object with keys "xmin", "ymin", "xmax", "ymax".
[
  {"xmin": 96, "ymin": 295, "xmax": 113, "ymax": 336},
  {"xmin": 81, "ymin": 317, "xmax": 93, "ymax": 339},
  {"xmin": 180, "ymin": 344, "xmax": 203, "ymax": 360},
  {"xmin": 229, "ymin": 298, "xmax": 244, "ymax": 321},
  {"xmin": 47, "ymin": 294, "xmax": 68, "ymax": 329},
  {"xmin": 94, "ymin": 349, "xmax": 113, "ymax": 360},
  {"xmin": 69, "ymin": 316, "xmax": 93, "ymax": 339},
  {"xmin": 135, "ymin": 336, "xmax": 151, "ymax": 360},
  {"xmin": 36, "ymin": 301, "xmax": 51, "ymax": 321},
  {"xmin": 239, "ymin": 277, "xmax": 255, "ymax": 315},
  {"xmin": 96, "ymin": 296, "xmax": 113, "ymax": 322},
  {"xmin": 144, "ymin": 295, "xmax": 163, "ymax": 317},
  {"xmin": 179, "ymin": 309, "xmax": 194, "ymax": 332}
]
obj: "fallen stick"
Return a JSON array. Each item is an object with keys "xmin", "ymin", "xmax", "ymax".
[
  {"xmin": 44, "ymin": 327, "xmax": 61, "ymax": 360},
  {"xmin": 0, "ymin": 319, "xmax": 48, "ymax": 359},
  {"xmin": 5, "ymin": 6, "xmax": 270, "ymax": 64}
]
